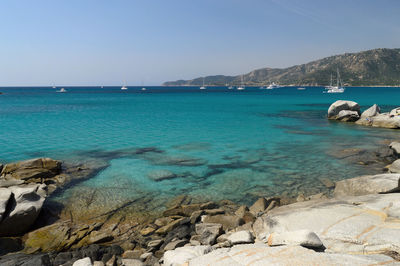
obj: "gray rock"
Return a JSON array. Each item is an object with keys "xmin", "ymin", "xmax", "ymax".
[
  {"xmin": 361, "ymin": 104, "xmax": 380, "ymax": 118},
  {"xmin": 334, "ymin": 173, "xmax": 400, "ymax": 197},
  {"xmin": 336, "ymin": 110, "xmax": 360, "ymax": 122},
  {"xmin": 327, "ymin": 100, "xmax": 360, "ymax": 119},
  {"xmin": 390, "ymin": 141, "xmax": 400, "ymax": 155},
  {"xmin": 389, "ymin": 159, "xmax": 400, "ymax": 173},
  {"xmin": 163, "ymin": 245, "xmax": 213, "ymax": 266},
  {"xmin": 227, "ymin": 230, "xmax": 254, "ymax": 245},
  {"xmin": 267, "ymin": 230, "xmax": 324, "ymax": 249},
  {"xmin": 0, "ymin": 184, "xmax": 46, "ymax": 236},
  {"xmin": 195, "ymin": 223, "xmax": 222, "ymax": 245},
  {"xmin": 187, "ymin": 244, "xmax": 396, "ymax": 265},
  {"xmin": 253, "ymin": 193, "xmax": 400, "ymax": 255},
  {"xmin": 73, "ymin": 257, "xmax": 93, "ymax": 266},
  {"xmin": 202, "ymin": 215, "xmax": 243, "ymax": 231},
  {"xmin": 121, "ymin": 259, "xmax": 144, "ymax": 266},
  {"xmin": 319, "ymin": 178, "xmax": 335, "ymax": 189},
  {"xmin": 0, "ymin": 188, "xmax": 12, "ymax": 220},
  {"xmin": 0, "ymin": 178, "xmax": 24, "ymax": 188},
  {"xmin": 147, "ymin": 170, "xmax": 176, "ymax": 181},
  {"xmin": 368, "ymin": 113, "xmax": 400, "ymax": 128},
  {"xmin": 93, "ymin": 262, "xmax": 104, "ymax": 266},
  {"xmin": 163, "ymin": 239, "xmax": 188, "ymax": 251}
]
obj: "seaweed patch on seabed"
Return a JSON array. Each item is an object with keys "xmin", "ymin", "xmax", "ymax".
[
  {"xmin": 172, "ymin": 142, "xmax": 211, "ymax": 151},
  {"xmin": 74, "ymin": 146, "xmax": 164, "ymax": 161}
]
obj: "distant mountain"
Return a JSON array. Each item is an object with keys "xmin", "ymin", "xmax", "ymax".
[{"xmin": 163, "ymin": 48, "xmax": 400, "ymax": 86}]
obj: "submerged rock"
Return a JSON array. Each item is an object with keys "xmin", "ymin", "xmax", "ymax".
[{"xmin": 147, "ymin": 170, "xmax": 176, "ymax": 181}]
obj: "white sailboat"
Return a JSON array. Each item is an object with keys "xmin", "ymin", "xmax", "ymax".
[
  {"xmin": 267, "ymin": 82, "xmax": 280, "ymax": 90},
  {"xmin": 56, "ymin": 88, "xmax": 67, "ymax": 93},
  {"xmin": 237, "ymin": 75, "xmax": 245, "ymax": 90},
  {"xmin": 324, "ymin": 68, "xmax": 345, "ymax": 93},
  {"xmin": 200, "ymin": 77, "xmax": 206, "ymax": 90},
  {"xmin": 121, "ymin": 85, "xmax": 128, "ymax": 90}
]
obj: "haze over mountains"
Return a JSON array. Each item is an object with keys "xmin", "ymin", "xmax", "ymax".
[{"xmin": 164, "ymin": 48, "xmax": 400, "ymax": 86}]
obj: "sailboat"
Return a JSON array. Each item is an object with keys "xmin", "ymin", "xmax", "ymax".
[
  {"xmin": 237, "ymin": 75, "xmax": 245, "ymax": 90},
  {"xmin": 121, "ymin": 84, "xmax": 128, "ymax": 90},
  {"xmin": 56, "ymin": 88, "xmax": 67, "ymax": 93},
  {"xmin": 200, "ymin": 78, "xmax": 206, "ymax": 90},
  {"xmin": 324, "ymin": 68, "xmax": 345, "ymax": 93}
]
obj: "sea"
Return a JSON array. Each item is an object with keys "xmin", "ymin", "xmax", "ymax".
[{"xmin": 1, "ymin": 86, "xmax": 399, "ymax": 216}]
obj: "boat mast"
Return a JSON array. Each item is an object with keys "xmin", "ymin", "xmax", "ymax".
[{"xmin": 336, "ymin": 68, "xmax": 340, "ymax": 88}]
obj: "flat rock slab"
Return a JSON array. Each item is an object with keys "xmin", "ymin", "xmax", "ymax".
[
  {"xmin": 253, "ymin": 193, "xmax": 400, "ymax": 255},
  {"xmin": 187, "ymin": 244, "xmax": 396, "ymax": 266},
  {"xmin": 334, "ymin": 174, "xmax": 400, "ymax": 197}
]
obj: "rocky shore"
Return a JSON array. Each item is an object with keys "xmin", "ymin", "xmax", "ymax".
[{"xmin": 1, "ymin": 101, "xmax": 400, "ymax": 265}]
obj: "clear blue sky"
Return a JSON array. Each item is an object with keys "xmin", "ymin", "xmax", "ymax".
[{"xmin": 0, "ymin": 0, "xmax": 399, "ymax": 86}]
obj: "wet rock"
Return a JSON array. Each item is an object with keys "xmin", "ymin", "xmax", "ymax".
[
  {"xmin": 234, "ymin": 205, "xmax": 249, "ymax": 217},
  {"xmin": 319, "ymin": 178, "xmax": 335, "ymax": 189},
  {"xmin": 334, "ymin": 173, "xmax": 400, "ymax": 197},
  {"xmin": 154, "ymin": 217, "xmax": 173, "ymax": 227},
  {"xmin": 195, "ymin": 223, "xmax": 222, "ymax": 245},
  {"xmin": 0, "ymin": 253, "xmax": 51, "ymax": 266},
  {"xmin": 200, "ymin": 201, "xmax": 218, "ymax": 210},
  {"xmin": 147, "ymin": 239, "xmax": 163, "ymax": 250},
  {"xmin": 202, "ymin": 215, "xmax": 243, "ymax": 231},
  {"xmin": 227, "ymin": 230, "xmax": 254, "ymax": 245},
  {"xmin": 336, "ymin": 110, "xmax": 360, "ymax": 122},
  {"xmin": 0, "ymin": 158, "xmax": 61, "ymax": 182},
  {"xmin": 163, "ymin": 245, "xmax": 213, "ymax": 266},
  {"xmin": 139, "ymin": 227, "xmax": 155, "ymax": 236},
  {"xmin": 73, "ymin": 257, "xmax": 93, "ymax": 266},
  {"xmin": 267, "ymin": 230, "xmax": 324, "ymax": 249},
  {"xmin": 327, "ymin": 100, "xmax": 360, "ymax": 119},
  {"xmin": 88, "ymin": 231, "xmax": 113, "ymax": 244},
  {"xmin": 204, "ymin": 208, "xmax": 225, "ymax": 215},
  {"xmin": 0, "ymin": 178, "xmax": 24, "ymax": 188},
  {"xmin": 0, "ymin": 184, "xmax": 46, "ymax": 236},
  {"xmin": 190, "ymin": 210, "xmax": 204, "ymax": 224},
  {"xmin": 0, "ymin": 237, "xmax": 23, "ymax": 255},
  {"xmin": 155, "ymin": 217, "xmax": 188, "ymax": 235},
  {"xmin": 147, "ymin": 170, "xmax": 176, "ymax": 181},
  {"xmin": 122, "ymin": 250, "xmax": 143, "ymax": 260},
  {"xmin": 163, "ymin": 204, "xmax": 201, "ymax": 217}
]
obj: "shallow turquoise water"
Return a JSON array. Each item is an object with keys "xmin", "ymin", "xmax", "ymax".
[{"xmin": 1, "ymin": 86, "xmax": 399, "ymax": 208}]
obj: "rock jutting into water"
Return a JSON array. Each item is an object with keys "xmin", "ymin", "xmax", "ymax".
[{"xmin": 328, "ymin": 100, "xmax": 400, "ymax": 128}]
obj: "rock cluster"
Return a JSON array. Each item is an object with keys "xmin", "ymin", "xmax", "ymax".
[{"xmin": 328, "ymin": 100, "xmax": 400, "ymax": 128}]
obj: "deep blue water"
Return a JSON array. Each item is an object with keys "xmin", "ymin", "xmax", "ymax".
[{"xmin": 1, "ymin": 86, "xmax": 399, "ymax": 210}]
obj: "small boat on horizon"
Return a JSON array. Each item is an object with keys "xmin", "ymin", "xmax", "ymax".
[
  {"xmin": 141, "ymin": 87, "xmax": 147, "ymax": 91},
  {"xmin": 267, "ymin": 82, "xmax": 281, "ymax": 90},
  {"xmin": 237, "ymin": 75, "xmax": 245, "ymax": 90},
  {"xmin": 297, "ymin": 87, "xmax": 306, "ymax": 90},
  {"xmin": 121, "ymin": 86, "xmax": 128, "ymax": 90},
  {"xmin": 200, "ymin": 77, "xmax": 206, "ymax": 90},
  {"xmin": 56, "ymin": 88, "xmax": 67, "ymax": 93}
]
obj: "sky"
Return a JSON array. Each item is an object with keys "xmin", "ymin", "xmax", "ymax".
[{"xmin": 0, "ymin": 0, "xmax": 399, "ymax": 86}]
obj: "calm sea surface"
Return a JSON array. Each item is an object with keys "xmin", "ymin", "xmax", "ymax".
[{"xmin": 1, "ymin": 86, "xmax": 399, "ymax": 210}]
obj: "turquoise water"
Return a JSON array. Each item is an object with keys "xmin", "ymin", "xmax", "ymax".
[{"xmin": 1, "ymin": 86, "xmax": 399, "ymax": 210}]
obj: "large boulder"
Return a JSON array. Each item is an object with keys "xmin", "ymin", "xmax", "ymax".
[
  {"xmin": 389, "ymin": 107, "xmax": 400, "ymax": 117},
  {"xmin": 252, "ymin": 193, "xmax": 400, "ymax": 255},
  {"xmin": 336, "ymin": 110, "xmax": 360, "ymax": 122},
  {"xmin": 195, "ymin": 223, "xmax": 222, "ymax": 245},
  {"xmin": 389, "ymin": 159, "xmax": 400, "ymax": 173},
  {"xmin": 327, "ymin": 100, "xmax": 360, "ymax": 119},
  {"xmin": 0, "ymin": 184, "xmax": 46, "ymax": 236},
  {"xmin": 334, "ymin": 174, "xmax": 400, "ymax": 197},
  {"xmin": 390, "ymin": 142, "xmax": 400, "ymax": 155},
  {"xmin": 187, "ymin": 244, "xmax": 396, "ymax": 265},
  {"xmin": 1, "ymin": 158, "xmax": 61, "ymax": 182},
  {"xmin": 361, "ymin": 104, "xmax": 380, "ymax": 118},
  {"xmin": 367, "ymin": 113, "xmax": 400, "ymax": 129}
]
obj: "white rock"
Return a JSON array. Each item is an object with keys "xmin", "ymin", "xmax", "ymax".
[
  {"xmin": 252, "ymin": 193, "xmax": 400, "ymax": 255},
  {"xmin": 73, "ymin": 257, "xmax": 93, "ymax": 266},
  {"xmin": 163, "ymin": 245, "xmax": 213, "ymax": 266},
  {"xmin": 327, "ymin": 100, "xmax": 360, "ymax": 119},
  {"xmin": 390, "ymin": 142, "xmax": 400, "ymax": 155},
  {"xmin": 0, "ymin": 184, "xmax": 46, "ymax": 236},
  {"xmin": 334, "ymin": 173, "xmax": 400, "ymax": 197},
  {"xmin": 188, "ymin": 244, "xmax": 396, "ymax": 265},
  {"xmin": 227, "ymin": 230, "xmax": 254, "ymax": 245},
  {"xmin": 389, "ymin": 107, "xmax": 400, "ymax": 117},
  {"xmin": 360, "ymin": 104, "xmax": 380, "ymax": 118},
  {"xmin": 389, "ymin": 159, "xmax": 400, "ymax": 173},
  {"xmin": 336, "ymin": 110, "xmax": 360, "ymax": 122},
  {"xmin": 267, "ymin": 230, "xmax": 323, "ymax": 248}
]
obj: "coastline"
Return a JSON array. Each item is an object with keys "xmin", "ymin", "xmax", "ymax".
[{"xmin": 1, "ymin": 100, "xmax": 400, "ymax": 265}]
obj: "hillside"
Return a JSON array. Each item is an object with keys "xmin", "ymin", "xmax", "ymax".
[{"xmin": 163, "ymin": 48, "xmax": 400, "ymax": 86}]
